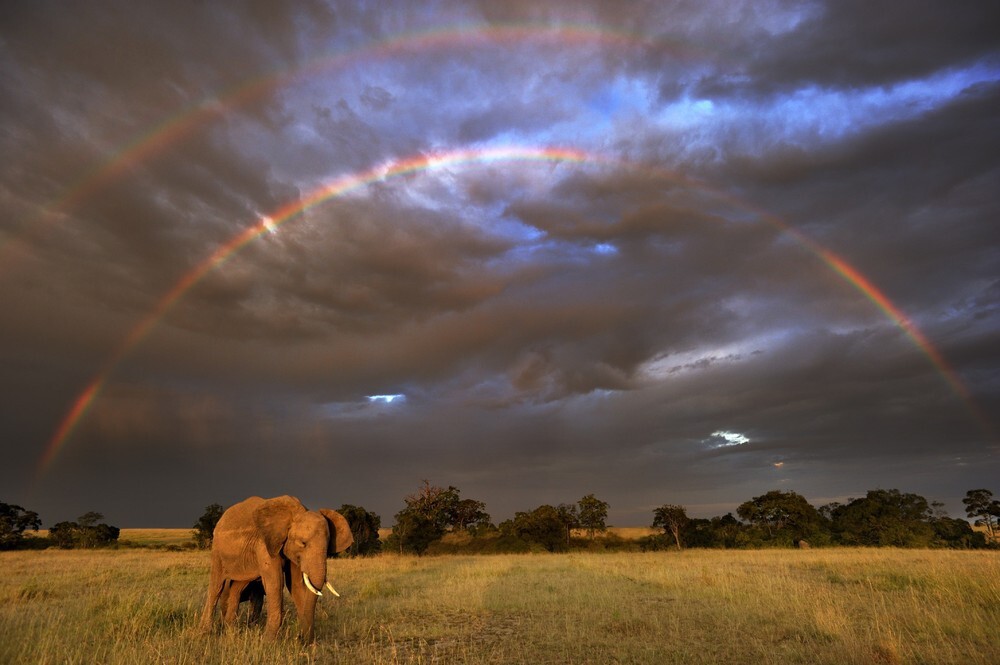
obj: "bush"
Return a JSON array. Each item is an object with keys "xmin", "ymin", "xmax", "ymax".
[{"xmin": 49, "ymin": 513, "xmax": 120, "ymax": 549}]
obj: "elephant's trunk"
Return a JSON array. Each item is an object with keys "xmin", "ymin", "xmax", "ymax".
[{"xmin": 302, "ymin": 572, "xmax": 323, "ymax": 597}]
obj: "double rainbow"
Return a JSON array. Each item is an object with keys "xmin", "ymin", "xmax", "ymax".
[{"xmin": 36, "ymin": 145, "xmax": 988, "ymax": 474}]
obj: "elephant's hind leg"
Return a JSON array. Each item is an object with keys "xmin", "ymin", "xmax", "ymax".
[
  {"xmin": 221, "ymin": 580, "xmax": 248, "ymax": 626},
  {"xmin": 198, "ymin": 559, "xmax": 226, "ymax": 633},
  {"xmin": 245, "ymin": 579, "xmax": 265, "ymax": 625}
]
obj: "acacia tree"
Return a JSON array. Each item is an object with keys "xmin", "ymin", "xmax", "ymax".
[
  {"xmin": 577, "ymin": 494, "xmax": 609, "ymax": 539},
  {"xmin": 390, "ymin": 481, "xmax": 490, "ymax": 554},
  {"xmin": 962, "ymin": 489, "xmax": 1000, "ymax": 542},
  {"xmin": 192, "ymin": 503, "xmax": 225, "ymax": 549},
  {"xmin": 0, "ymin": 502, "xmax": 42, "ymax": 550},
  {"xmin": 652, "ymin": 504, "xmax": 689, "ymax": 550}
]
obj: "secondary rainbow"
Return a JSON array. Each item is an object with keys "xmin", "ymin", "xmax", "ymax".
[
  {"xmin": 36, "ymin": 146, "xmax": 988, "ymax": 475},
  {"xmin": 2, "ymin": 22, "xmax": 701, "ymax": 274}
]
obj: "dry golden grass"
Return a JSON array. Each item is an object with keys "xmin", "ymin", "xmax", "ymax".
[
  {"xmin": 1, "ymin": 548, "xmax": 997, "ymax": 664},
  {"xmin": 30, "ymin": 528, "xmax": 195, "ymax": 547},
  {"xmin": 118, "ymin": 528, "xmax": 196, "ymax": 547},
  {"xmin": 575, "ymin": 526, "xmax": 659, "ymax": 539}
]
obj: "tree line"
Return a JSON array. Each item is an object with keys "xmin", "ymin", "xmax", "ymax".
[
  {"xmin": 5, "ymin": 485, "xmax": 997, "ymax": 553},
  {"xmin": 651, "ymin": 488, "xmax": 998, "ymax": 551},
  {"xmin": 0, "ymin": 504, "xmax": 120, "ymax": 550},
  {"xmin": 373, "ymin": 485, "xmax": 997, "ymax": 554},
  {"xmin": 245, "ymin": 483, "xmax": 992, "ymax": 556}
]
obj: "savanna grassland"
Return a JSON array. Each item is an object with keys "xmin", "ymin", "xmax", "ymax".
[{"xmin": 1, "ymin": 543, "xmax": 997, "ymax": 664}]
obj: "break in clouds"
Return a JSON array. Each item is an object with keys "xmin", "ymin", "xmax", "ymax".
[{"xmin": 1, "ymin": 1, "xmax": 998, "ymax": 526}]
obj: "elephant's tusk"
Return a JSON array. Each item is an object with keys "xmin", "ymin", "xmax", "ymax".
[
  {"xmin": 324, "ymin": 581, "xmax": 340, "ymax": 597},
  {"xmin": 302, "ymin": 572, "xmax": 323, "ymax": 597}
]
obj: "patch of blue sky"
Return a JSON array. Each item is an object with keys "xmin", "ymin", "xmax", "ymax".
[
  {"xmin": 655, "ymin": 62, "xmax": 999, "ymax": 149},
  {"xmin": 491, "ymin": 236, "xmax": 587, "ymax": 269},
  {"xmin": 587, "ymin": 84, "xmax": 625, "ymax": 118},
  {"xmin": 638, "ymin": 328, "xmax": 793, "ymax": 382},
  {"xmin": 576, "ymin": 75, "xmax": 658, "ymax": 138},
  {"xmin": 772, "ymin": 64, "xmax": 996, "ymax": 138},
  {"xmin": 655, "ymin": 96, "xmax": 717, "ymax": 131}
]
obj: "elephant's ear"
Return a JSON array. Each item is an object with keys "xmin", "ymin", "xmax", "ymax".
[
  {"xmin": 253, "ymin": 496, "xmax": 305, "ymax": 558},
  {"xmin": 319, "ymin": 509, "xmax": 354, "ymax": 555}
]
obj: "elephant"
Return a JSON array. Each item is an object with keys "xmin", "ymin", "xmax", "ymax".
[{"xmin": 199, "ymin": 495, "xmax": 354, "ymax": 642}]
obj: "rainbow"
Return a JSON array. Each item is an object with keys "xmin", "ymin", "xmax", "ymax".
[
  {"xmin": 35, "ymin": 145, "xmax": 588, "ymax": 472},
  {"xmin": 1, "ymin": 22, "xmax": 702, "ymax": 273},
  {"xmin": 35, "ymin": 145, "xmax": 989, "ymax": 475}
]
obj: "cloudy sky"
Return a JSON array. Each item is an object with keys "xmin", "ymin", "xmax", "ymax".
[{"xmin": 2, "ymin": 1, "xmax": 998, "ymax": 527}]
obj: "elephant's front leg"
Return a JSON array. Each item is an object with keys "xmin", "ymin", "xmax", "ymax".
[
  {"xmin": 261, "ymin": 561, "xmax": 285, "ymax": 640},
  {"xmin": 288, "ymin": 561, "xmax": 320, "ymax": 643}
]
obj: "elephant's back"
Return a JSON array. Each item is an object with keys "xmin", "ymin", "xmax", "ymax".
[{"xmin": 214, "ymin": 496, "xmax": 265, "ymax": 533}]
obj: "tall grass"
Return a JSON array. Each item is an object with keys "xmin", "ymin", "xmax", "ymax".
[{"xmin": 1, "ymin": 548, "xmax": 997, "ymax": 663}]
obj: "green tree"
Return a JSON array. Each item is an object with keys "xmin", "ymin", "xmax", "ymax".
[
  {"xmin": 932, "ymin": 516, "xmax": 987, "ymax": 548},
  {"xmin": 577, "ymin": 494, "xmax": 609, "ymax": 539},
  {"xmin": 504, "ymin": 505, "xmax": 569, "ymax": 552},
  {"xmin": 737, "ymin": 490, "xmax": 825, "ymax": 544},
  {"xmin": 338, "ymin": 504, "xmax": 382, "ymax": 557},
  {"xmin": 389, "ymin": 510, "xmax": 439, "ymax": 555},
  {"xmin": 709, "ymin": 513, "xmax": 745, "ymax": 548},
  {"xmin": 49, "ymin": 521, "xmax": 80, "ymax": 549},
  {"xmin": 450, "ymin": 498, "xmax": 491, "ymax": 533},
  {"xmin": 0, "ymin": 502, "xmax": 42, "ymax": 549},
  {"xmin": 831, "ymin": 489, "xmax": 934, "ymax": 547},
  {"xmin": 652, "ymin": 504, "xmax": 689, "ymax": 550},
  {"xmin": 390, "ymin": 481, "xmax": 489, "ymax": 554},
  {"xmin": 76, "ymin": 512, "xmax": 118, "ymax": 548},
  {"xmin": 556, "ymin": 503, "xmax": 579, "ymax": 547},
  {"xmin": 192, "ymin": 503, "xmax": 225, "ymax": 549},
  {"xmin": 962, "ymin": 489, "xmax": 1000, "ymax": 542},
  {"xmin": 49, "ymin": 512, "xmax": 119, "ymax": 549}
]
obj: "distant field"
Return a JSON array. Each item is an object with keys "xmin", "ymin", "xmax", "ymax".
[
  {"xmin": 1, "ymin": 548, "xmax": 997, "ymax": 664},
  {"xmin": 118, "ymin": 528, "xmax": 196, "ymax": 547},
  {"xmin": 375, "ymin": 526, "xmax": 659, "ymax": 541},
  {"xmin": 31, "ymin": 528, "xmax": 195, "ymax": 547}
]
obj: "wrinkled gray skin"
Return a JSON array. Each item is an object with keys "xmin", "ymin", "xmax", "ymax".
[{"xmin": 199, "ymin": 495, "xmax": 353, "ymax": 642}]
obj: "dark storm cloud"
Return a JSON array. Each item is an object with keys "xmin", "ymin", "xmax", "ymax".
[
  {"xmin": 1, "ymin": 1, "xmax": 997, "ymax": 527},
  {"xmin": 739, "ymin": 0, "xmax": 1000, "ymax": 92}
]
